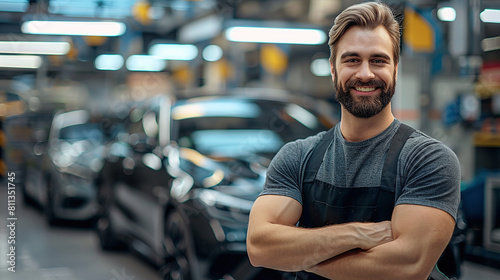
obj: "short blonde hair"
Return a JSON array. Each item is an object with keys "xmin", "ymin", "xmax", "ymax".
[{"xmin": 328, "ymin": 1, "xmax": 401, "ymax": 65}]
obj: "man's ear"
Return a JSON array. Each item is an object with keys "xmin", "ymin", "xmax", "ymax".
[
  {"xmin": 394, "ymin": 63, "xmax": 398, "ymax": 83},
  {"xmin": 330, "ymin": 61, "xmax": 335, "ymax": 82}
]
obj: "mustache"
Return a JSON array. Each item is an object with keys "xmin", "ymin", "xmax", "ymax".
[{"xmin": 345, "ymin": 79, "xmax": 386, "ymax": 90}]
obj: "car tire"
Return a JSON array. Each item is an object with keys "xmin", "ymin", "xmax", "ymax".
[
  {"xmin": 161, "ymin": 211, "xmax": 195, "ymax": 280},
  {"xmin": 21, "ymin": 183, "xmax": 36, "ymax": 207},
  {"xmin": 20, "ymin": 165, "xmax": 36, "ymax": 207}
]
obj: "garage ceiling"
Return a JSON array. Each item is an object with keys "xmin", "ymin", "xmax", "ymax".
[{"xmin": 0, "ymin": 0, "xmax": 498, "ymax": 74}]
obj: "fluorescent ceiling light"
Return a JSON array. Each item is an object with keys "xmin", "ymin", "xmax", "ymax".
[
  {"xmin": 149, "ymin": 44, "xmax": 198, "ymax": 60},
  {"xmin": 0, "ymin": 41, "xmax": 70, "ymax": 55},
  {"xmin": 21, "ymin": 21, "xmax": 126, "ymax": 36},
  {"xmin": 95, "ymin": 54, "xmax": 124, "ymax": 71},
  {"xmin": 0, "ymin": 2, "xmax": 28, "ymax": 12},
  {"xmin": 0, "ymin": 55, "xmax": 42, "ymax": 69},
  {"xmin": 480, "ymin": 9, "xmax": 500, "ymax": 23},
  {"xmin": 202, "ymin": 45, "xmax": 223, "ymax": 62},
  {"xmin": 482, "ymin": 36, "xmax": 500, "ymax": 52},
  {"xmin": 179, "ymin": 15, "xmax": 222, "ymax": 43},
  {"xmin": 126, "ymin": 55, "xmax": 166, "ymax": 72},
  {"xmin": 437, "ymin": 7, "xmax": 456, "ymax": 22},
  {"xmin": 48, "ymin": 2, "xmax": 131, "ymax": 18},
  {"xmin": 225, "ymin": 27, "xmax": 327, "ymax": 45}
]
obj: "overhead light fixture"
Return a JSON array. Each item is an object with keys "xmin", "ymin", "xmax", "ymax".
[
  {"xmin": 21, "ymin": 21, "xmax": 126, "ymax": 36},
  {"xmin": 480, "ymin": 9, "xmax": 500, "ymax": 23},
  {"xmin": 202, "ymin": 45, "xmax": 223, "ymax": 62},
  {"xmin": 225, "ymin": 26, "xmax": 327, "ymax": 45},
  {"xmin": 149, "ymin": 44, "xmax": 198, "ymax": 60},
  {"xmin": 126, "ymin": 55, "xmax": 166, "ymax": 72},
  {"xmin": 0, "ymin": 55, "xmax": 42, "ymax": 69},
  {"xmin": 0, "ymin": 41, "xmax": 70, "ymax": 55},
  {"xmin": 179, "ymin": 15, "xmax": 222, "ymax": 43},
  {"xmin": 0, "ymin": 2, "xmax": 28, "ymax": 13},
  {"xmin": 95, "ymin": 54, "xmax": 124, "ymax": 71},
  {"xmin": 437, "ymin": 7, "xmax": 456, "ymax": 22}
]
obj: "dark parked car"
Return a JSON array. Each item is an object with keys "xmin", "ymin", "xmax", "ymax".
[
  {"xmin": 24, "ymin": 109, "xmax": 120, "ymax": 224},
  {"xmin": 15, "ymin": 110, "xmax": 55, "ymax": 206},
  {"xmin": 94, "ymin": 93, "xmax": 336, "ymax": 279}
]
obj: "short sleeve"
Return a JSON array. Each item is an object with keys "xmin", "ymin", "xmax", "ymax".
[
  {"xmin": 260, "ymin": 134, "xmax": 323, "ymax": 205},
  {"xmin": 396, "ymin": 135, "xmax": 461, "ymax": 220}
]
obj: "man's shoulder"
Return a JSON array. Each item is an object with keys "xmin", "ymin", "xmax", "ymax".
[
  {"xmin": 402, "ymin": 129, "xmax": 459, "ymax": 164},
  {"xmin": 406, "ymin": 129, "xmax": 451, "ymax": 150},
  {"xmin": 280, "ymin": 130, "xmax": 328, "ymax": 156},
  {"xmin": 269, "ymin": 130, "xmax": 330, "ymax": 173}
]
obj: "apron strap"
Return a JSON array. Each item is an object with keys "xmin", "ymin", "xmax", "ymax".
[
  {"xmin": 303, "ymin": 127, "xmax": 335, "ymax": 183},
  {"xmin": 380, "ymin": 123, "xmax": 415, "ymax": 190}
]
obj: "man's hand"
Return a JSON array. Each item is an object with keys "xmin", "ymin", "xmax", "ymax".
[{"xmin": 304, "ymin": 205, "xmax": 456, "ymax": 280}]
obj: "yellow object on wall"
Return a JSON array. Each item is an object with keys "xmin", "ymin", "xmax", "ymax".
[
  {"xmin": 133, "ymin": 0, "xmax": 152, "ymax": 25},
  {"xmin": 403, "ymin": 7, "xmax": 434, "ymax": 53},
  {"xmin": 260, "ymin": 44, "xmax": 288, "ymax": 75}
]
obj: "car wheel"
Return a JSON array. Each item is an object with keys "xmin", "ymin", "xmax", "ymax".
[
  {"xmin": 162, "ymin": 211, "xmax": 194, "ymax": 280},
  {"xmin": 95, "ymin": 202, "xmax": 126, "ymax": 251},
  {"xmin": 20, "ymin": 166, "xmax": 36, "ymax": 207},
  {"xmin": 21, "ymin": 183, "xmax": 36, "ymax": 207}
]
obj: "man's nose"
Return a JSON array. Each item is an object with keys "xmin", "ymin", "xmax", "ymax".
[{"xmin": 355, "ymin": 62, "xmax": 375, "ymax": 81}]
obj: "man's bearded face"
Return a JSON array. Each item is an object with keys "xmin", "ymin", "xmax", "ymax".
[{"xmin": 334, "ymin": 69, "xmax": 396, "ymax": 119}]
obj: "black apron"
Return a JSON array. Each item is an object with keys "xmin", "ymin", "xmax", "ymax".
[{"xmin": 294, "ymin": 124, "xmax": 446, "ymax": 280}]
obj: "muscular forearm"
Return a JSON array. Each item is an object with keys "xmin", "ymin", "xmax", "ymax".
[
  {"xmin": 305, "ymin": 205, "xmax": 457, "ymax": 280},
  {"xmin": 306, "ymin": 235, "xmax": 440, "ymax": 280},
  {"xmin": 247, "ymin": 221, "xmax": 392, "ymax": 272}
]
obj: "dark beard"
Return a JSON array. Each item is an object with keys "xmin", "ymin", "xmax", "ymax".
[{"xmin": 334, "ymin": 71, "xmax": 396, "ymax": 119}]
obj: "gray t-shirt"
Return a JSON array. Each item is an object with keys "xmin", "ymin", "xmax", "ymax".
[{"xmin": 260, "ymin": 119, "xmax": 461, "ymax": 220}]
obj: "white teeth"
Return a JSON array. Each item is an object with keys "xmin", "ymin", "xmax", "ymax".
[{"xmin": 355, "ymin": 87, "xmax": 376, "ymax": 92}]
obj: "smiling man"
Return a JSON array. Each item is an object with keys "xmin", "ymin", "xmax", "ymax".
[{"xmin": 246, "ymin": 2, "xmax": 461, "ymax": 280}]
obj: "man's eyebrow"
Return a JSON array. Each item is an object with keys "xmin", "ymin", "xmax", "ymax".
[
  {"xmin": 339, "ymin": 52, "xmax": 392, "ymax": 61},
  {"xmin": 340, "ymin": 52, "xmax": 359, "ymax": 59},
  {"xmin": 371, "ymin": 53, "xmax": 391, "ymax": 61}
]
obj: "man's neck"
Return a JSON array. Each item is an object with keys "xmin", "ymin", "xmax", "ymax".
[{"xmin": 339, "ymin": 107, "xmax": 395, "ymax": 142}]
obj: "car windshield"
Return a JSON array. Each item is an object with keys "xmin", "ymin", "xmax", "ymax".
[
  {"xmin": 52, "ymin": 123, "xmax": 105, "ymax": 169},
  {"xmin": 59, "ymin": 123, "xmax": 104, "ymax": 143},
  {"xmin": 172, "ymin": 98, "xmax": 329, "ymax": 158}
]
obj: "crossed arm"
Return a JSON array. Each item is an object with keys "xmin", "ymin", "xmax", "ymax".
[{"xmin": 246, "ymin": 194, "xmax": 455, "ymax": 280}]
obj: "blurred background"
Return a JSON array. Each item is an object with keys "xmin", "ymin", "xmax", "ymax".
[{"xmin": 0, "ymin": 0, "xmax": 499, "ymax": 279}]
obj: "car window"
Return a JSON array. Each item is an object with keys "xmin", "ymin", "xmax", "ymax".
[
  {"xmin": 190, "ymin": 129, "xmax": 283, "ymax": 157},
  {"xmin": 59, "ymin": 123, "xmax": 103, "ymax": 143},
  {"xmin": 172, "ymin": 99, "xmax": 329, "ymax": 159}
]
